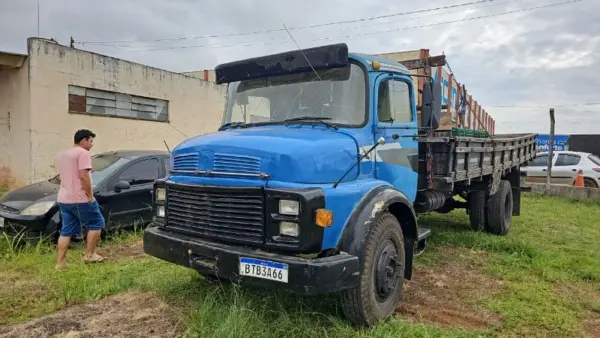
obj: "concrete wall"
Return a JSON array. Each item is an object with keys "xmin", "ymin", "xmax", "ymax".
[
  {"xmin": 528, "ymin": 183, "xmax": 600, "ymax": 201},
  {"xmin": 0, "ymin": 61, "xmax": 31, "ymax": 184},
  {"xmin": 24, "ymin": 38, "xmax": 227, "ymax": 182},
  {"xmin": 181, "ymin": 70, "xmax": 217, "ymax": 83}
]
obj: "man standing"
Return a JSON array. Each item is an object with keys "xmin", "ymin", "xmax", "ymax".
[{"xmin": 55, "ymin": 129, "xmax": 105, "ymax": 269}]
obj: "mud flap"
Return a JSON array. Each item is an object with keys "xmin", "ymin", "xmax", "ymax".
[{"xmin": 415, "ymin": 227, "xmax": 431, "ymax": 256}]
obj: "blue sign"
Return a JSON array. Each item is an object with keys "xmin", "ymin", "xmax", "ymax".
[{"xmin": 536, "ymin": 134, "xmax": 569, "ymax": 151}]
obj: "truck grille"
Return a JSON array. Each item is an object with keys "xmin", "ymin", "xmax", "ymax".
[{"xmin": 165, "ymin": 183, "xmax": 265, "ymax": 246}]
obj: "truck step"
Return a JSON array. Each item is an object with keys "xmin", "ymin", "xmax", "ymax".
[{"xmin": 414, "ymin": 227, "xmax": 431, "ymax": 256}]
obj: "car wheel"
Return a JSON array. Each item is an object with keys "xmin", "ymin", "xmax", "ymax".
[
  {"xmin": 584, "ymin": 178, "xmax": 598, "ymax": 188},
  {"xmin": 44, "ymin": 212, "xmax": 62, "ymax": 243}
]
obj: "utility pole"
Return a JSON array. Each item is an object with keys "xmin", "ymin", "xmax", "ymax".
[
  {"xmin": 37, "ymin": 0, "xmax": 40, "ymax": 36},
  {"xmin": 546, "ymin": 108, "xmax": 555, "ymax": 187}
]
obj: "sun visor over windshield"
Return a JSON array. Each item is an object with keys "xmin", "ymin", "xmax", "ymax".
[{"xmin": 215, "ymin": 43, "xmax": 349, "ymax": 84}]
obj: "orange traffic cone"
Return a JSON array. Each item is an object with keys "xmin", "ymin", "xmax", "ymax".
[{"xmin": 573, "ymin": 169, "xmax": 584, "ymax": 187}]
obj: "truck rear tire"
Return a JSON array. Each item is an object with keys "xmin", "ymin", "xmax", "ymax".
[
  {"xmin": 486, "ymin": 180, "xmax": 513, "ymax": 236},
  {"xmin": 340, "ymin": 212, "xmax": 405, "ymax": 327},
  {"xmin": 468, "ymin": 190, "xmax": 488, "ymax": 232}
]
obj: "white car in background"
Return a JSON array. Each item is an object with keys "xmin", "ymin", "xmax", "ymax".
[{"xmin": 521, "ymin": 151, "xmax": 600, "ymax": 188}]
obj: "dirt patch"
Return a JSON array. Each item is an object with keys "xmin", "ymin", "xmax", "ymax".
[
  {"xmin": 396, "ymin": 248, "xmax": 504, "ymax": 331},
  {"xmin": 97, "ymin": 240, "xmax": 146, "ymax": 260},
  {"xmin": 583, "ymin": 312, "xmax": 600, "ymax": 338},
  {"xmin": 0, "ymin": 291, "xmax": 183, "ymax": 338}
]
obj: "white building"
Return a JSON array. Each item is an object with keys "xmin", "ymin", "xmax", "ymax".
[{"xmin": 0, "ymin": 38, "xmax": 227, "ymax": 184}]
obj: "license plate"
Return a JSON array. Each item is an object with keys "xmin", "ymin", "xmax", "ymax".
[
  {"xmin": 239, "ymin": 257, "xmax": 288, "ymax": 283},
  {"xmin": 0, "ymin": 217, "xmax": 4, "ymax": 228}
]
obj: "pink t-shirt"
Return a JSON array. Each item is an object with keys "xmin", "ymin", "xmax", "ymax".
[{"xmin": 56, "ymin": 147, "xmax": 93, "ymax": 204}]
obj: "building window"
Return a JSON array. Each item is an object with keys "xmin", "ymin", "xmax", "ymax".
[{"xmin": 68, "ymin": 85, "xmax": 168, "ymax": 122}]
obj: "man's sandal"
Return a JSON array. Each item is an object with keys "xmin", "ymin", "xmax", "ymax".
[{"xmin": 83, "ymin": 256, "xmax": 105, "ymax": 264}]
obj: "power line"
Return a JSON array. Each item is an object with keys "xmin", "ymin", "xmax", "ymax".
[
  {"xmin": 113, "ymin": 0, "xmax": 580, "ymax": 52},
  {"xmin": 76, "ymin": 0, "xmax": 509, "ymax": 45},
  {"xmin": 102, "ymin": 0, "xmax": 532, "ymax": 49},
  {"xmin": 490, "ymin": 102, "xmax": 600, "ymax": 108}
]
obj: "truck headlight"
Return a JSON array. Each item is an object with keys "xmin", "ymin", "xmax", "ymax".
[
  {"xmin": 279, "ymin": 221, "xmax": 299, "ymax": 237},
  {"xmin": 156, "ymin": 188, "xmax": 166, "ymax": 201},
  {"xmin": 156, "ymin": 205, "xmax": 165, "ymax": 218},
  {"xmin": 20, "ymin": 201, "xmax": 55, "ymax": 216},
  {"xmin": 279, "ymin": 200, "xmax": 299, "ymax": 215}
]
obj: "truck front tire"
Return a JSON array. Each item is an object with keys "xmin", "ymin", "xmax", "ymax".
[
  {"xmin": 486, "ymin": 180, "xmax": 513, "ymax": 236},
  {"xmin": 340, "ymin": 212, "xmax": 405, "ymax": 327}
]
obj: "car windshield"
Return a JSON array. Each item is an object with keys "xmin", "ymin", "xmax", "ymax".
[
  {"xmin": 222, "ymin": 63, "xmax": 366, "ymax": 127},
  {"xmin": 49, "ymin": 153, "xmax": 132, "ymax": 187}
]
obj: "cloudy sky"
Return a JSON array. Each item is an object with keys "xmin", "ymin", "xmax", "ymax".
[{"xmin": 1, "ymin": 0, "xmax": 598, "ymax": 134}]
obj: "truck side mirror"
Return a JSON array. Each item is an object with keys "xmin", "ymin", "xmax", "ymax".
[{"xmin": 421, "ymin": 81, "xmax": 442, "ymax": 129}]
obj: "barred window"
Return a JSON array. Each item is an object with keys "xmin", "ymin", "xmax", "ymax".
[{"xmin": 68, "ymin": 85, "xmax": 168, "ymax": 122}]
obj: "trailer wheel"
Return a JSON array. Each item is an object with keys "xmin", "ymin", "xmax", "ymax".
[
  {"xmin": 340, "ymin": 212, "xmax": 405, "ymax": 327},
  {"xmin": 486, "ymin": 180, "xmax": 513, "ymax": 236},
  {"xmin": 468, "ymin": 190, "xmax": 488, "ymax": 232}
]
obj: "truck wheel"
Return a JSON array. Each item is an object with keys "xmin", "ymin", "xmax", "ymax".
[
  {"xmin": 340, "ymin": 212, "xmax": 405, "ymax": 327},
  {"xmin": 486, "ymin": 180, "xmax": 513, "ymax": 236},
  {"xmin": 468, "ymin": 190, "xmax": 488, "ymax": 232}
]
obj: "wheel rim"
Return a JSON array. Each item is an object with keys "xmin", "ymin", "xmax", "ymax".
[{"xmin": 375, "ymin": 239, "xmax": 402, "ymax": 303}]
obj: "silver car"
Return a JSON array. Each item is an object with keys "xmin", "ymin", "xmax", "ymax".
[{"xmin": 521, "ymin": 151, "xmax": 600, "ymax": 188}]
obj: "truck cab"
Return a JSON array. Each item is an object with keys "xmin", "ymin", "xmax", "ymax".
[{"xmin": 145, "ymin": 43, "xmax": 524, "ymax": 327}]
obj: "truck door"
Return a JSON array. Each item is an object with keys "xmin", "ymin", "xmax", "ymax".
[
  {"xmin": 552, "ymin": 153, "xmax": 581, "ymax": 185},
  {"xmin": 373, "ymin": 74, "xmax": 419, "ymax": 202}
]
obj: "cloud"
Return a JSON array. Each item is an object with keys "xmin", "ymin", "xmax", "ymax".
[{"xmin": 1, "ymin": 0, "xmax": 598, "ymax": 134}]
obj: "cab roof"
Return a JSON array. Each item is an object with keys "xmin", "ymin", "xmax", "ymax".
[{"xmin": 349, "ymin": 53, "xmax": 411, "ymax": 75}]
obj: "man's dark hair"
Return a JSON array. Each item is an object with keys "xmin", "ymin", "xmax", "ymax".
[{"xmin": 74, "ymin": 129, "xmax": 96, "ymax": 144}]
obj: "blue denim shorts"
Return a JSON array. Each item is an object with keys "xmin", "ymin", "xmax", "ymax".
[{"xmin": 58, "ymin": 201, "xmax": 105, "ymax": 237}]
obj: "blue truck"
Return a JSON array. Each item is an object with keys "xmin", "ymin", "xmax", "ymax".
[{"xmin": 143, "ymin": 43, "xmax": 537, "ymax": 326}]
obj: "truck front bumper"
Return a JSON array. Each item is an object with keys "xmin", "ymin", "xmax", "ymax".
[{"xmin": 143, "ymin": 227, "xmax": 360, "ymax": 295}]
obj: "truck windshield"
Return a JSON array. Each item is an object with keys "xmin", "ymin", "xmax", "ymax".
[{"xmin": 222, "ymin": 63, "xmax": 366, "ymax": 127}]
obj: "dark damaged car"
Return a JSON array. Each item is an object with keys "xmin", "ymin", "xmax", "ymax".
[{"xmin": 0, "ymin": 150, "xmax": 169, "ymax": 241}]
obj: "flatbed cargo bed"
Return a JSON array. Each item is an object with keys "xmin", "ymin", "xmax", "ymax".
[{"xmin": 418, "ymin": 132, "xmax": 537, "ymax": 191}]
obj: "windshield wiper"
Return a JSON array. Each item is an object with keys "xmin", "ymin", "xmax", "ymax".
[
  {"xmin": 283, "ymin": 116, "xmax": 338, "ymax": 130},
  {"xmin": 218, "ymin": 121, "xmax": 249, "ymax": 131}
]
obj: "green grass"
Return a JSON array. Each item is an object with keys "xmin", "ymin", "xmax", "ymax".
[{"xmin": 1, "ymin": 194, "xmax": 599, "ymax": 337}]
